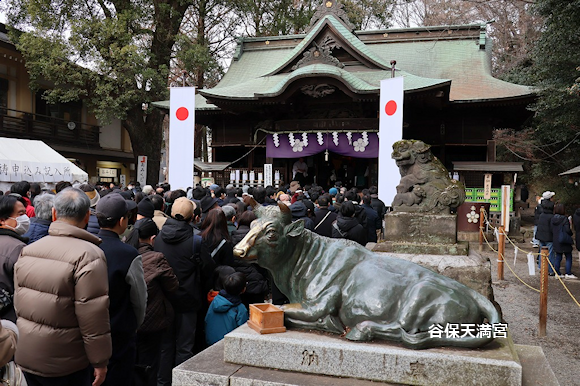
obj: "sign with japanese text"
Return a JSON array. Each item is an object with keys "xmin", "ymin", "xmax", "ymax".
[
  {"xmin": 264, "ymin": 164, "xmax": 273, "ymax": 187},
  {"xmin": 137, "ymin": 156, "xmax": 148, "ymax": 187},
  {"xmin": 483, "ymin": 174, "xmax": 492, "ymax": 200}
]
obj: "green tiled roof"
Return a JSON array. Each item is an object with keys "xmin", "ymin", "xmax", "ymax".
[
  {"xmin": 366, "ymin": 36, "xmax": 533, "ymax": 102},
  {"xmin": 201, "ymin": 64, "xmax": 449, "ymax": 100},
  {"xmin": 153, "ymin": 18, "xmax": 533, "ymax": 110}
]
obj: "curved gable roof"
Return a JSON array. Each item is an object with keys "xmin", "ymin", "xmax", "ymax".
[{"xmin": 265, "ymin": 14, "xmax": 390, "ymax": 76}]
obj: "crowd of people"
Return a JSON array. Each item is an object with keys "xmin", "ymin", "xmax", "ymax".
[
  {"xmin": 532, "ymin": 190, "xmax": 579, "ymax": 279},
  {"xmin": 0, "ymin": 178, "xmax": 387, "ymax": 386}
]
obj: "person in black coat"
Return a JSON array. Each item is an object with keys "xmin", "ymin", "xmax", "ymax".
[
  {"xmin": 153, "ymin": 197, "xmax": 201, "ymax": 385},
  {"xmin": 573, "ymin": 207, "xmax": 580, "ymax": 252},
  {"xmin": 331, "ymin": 201, "xmax": 367, "ymax": 246},
  {"xmin": 230, "ymin": 211, "xmax": 269, "ymax": 307},
  {"xmin": 312, "ymin": 195, "xmax": 337, "ymax": 238},
  {"xmin": 551, "ymin": 204, "xmax": 577, "ymax": 279},
  {"xmin": 361, "ymin": 194, "xmax": 381, "ymax": 243},
  {"xmin": 536, "ymin": 198, "xmax": 555, "ymax": 273}
]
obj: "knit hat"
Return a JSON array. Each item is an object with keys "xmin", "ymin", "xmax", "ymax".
[
  {"xmin": 84, "ymin": 189, "xmax": 100, "ymax": 208},
  {"xmin": 137, "ymin": 197, "xmax": 155, "ymax": 218},
  {"xmin": 171, "ymin": 197, "xmax": 194, "ymax": 221}
]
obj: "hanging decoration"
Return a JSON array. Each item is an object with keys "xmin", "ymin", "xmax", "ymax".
[
  {"xmin": 317, "ymin": 132, "xmax": 324, "ymax": 146},
  {"xmin": 353, "ymin": 138, "xmax": 367, "ymax": 152},
  {"xmin": 292, "ymin": 140, "xmax": 304, "ymax": 152},
  {"xmin": 273, "ymin": 133, "xmax": 280, "ymax": 147},
  {"xmin": 362, "ymin": 131, "xmax": 369, "ymax": 146},
  {"xmin": 302, "ymin": 132, "xmax": 309, "ymax": 147},
  {"xmin": 346, "ymin": 132, "xmax": 352, "ymax": 145},
  {"xmin": 288, "ymin": 133, "xmax": 296, "ymax": 147},
  {"xmin": 332, "ymin": 132, "xmax": 339, "ymax": 146}
]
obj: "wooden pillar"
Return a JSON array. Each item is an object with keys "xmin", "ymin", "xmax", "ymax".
[{"xmin": 539, "ymin": 247, "xmax": 549, "ymax": 337}]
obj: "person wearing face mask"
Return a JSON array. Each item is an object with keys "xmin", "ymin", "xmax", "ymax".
[{"xmin": 0, "ymin": 195, "xmax": 29, "ymax": 322}]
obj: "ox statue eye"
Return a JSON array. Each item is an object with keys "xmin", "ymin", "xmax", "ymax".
[{"xmin": 266, "ymin": 230, "xmax": 278, "ymax": 241}]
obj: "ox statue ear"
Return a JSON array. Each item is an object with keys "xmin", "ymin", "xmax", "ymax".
[{"xmin": 284, "ymin": 220, "xmax": 304, "ymax": 238}]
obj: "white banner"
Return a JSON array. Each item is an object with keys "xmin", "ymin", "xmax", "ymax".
[
  {"xmin": 378, "ymin": 76, "xmax": 404, "ymax": 207},
  {"xmin": 169, "ymin": 87, "xmax": 196, "ymax": 189}
]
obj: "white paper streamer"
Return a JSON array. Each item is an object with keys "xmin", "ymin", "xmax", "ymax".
[
  {"xmin": 332, "ymin": 132, "xmax": 339, "ymax": 146},
  {"xmin": 288, "ymin": 133, "xmax": 295, "ymax": 147},
  {"xmin": 317, "ymin": 132, "xmax": 324, "ymax": 145},
  {"xmin": 302, "ymin": 132, "xmax": 308, "ymax": 147},
  {"xmin": 513, "ymin": 247, "xmax": 518, "ymax": 265},
  {"xmin": 273, "ymin": 133, "xmax": 280, "ymax": 147},
  {"xmin": 346, "ymin": 132, "xmax": 352, "ymax": 145},
  {"xmin": 527, "ymin": 253, "xmax": 536, "ymax": 276}
]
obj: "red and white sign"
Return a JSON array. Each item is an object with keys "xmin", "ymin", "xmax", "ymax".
[
  {"xmin": 137, "ymin": 156, "xmax": 147, "ymax": 187},
  {"xmin": 169, "ymin": 87, "xmax": 196, "ymax": 189},
  {"xmin": 378, "ymin": 76, "xmax": 404, "ymax": 207}
]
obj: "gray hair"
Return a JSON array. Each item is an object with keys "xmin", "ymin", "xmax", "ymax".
[
  {"xmin": 54, "ymin": 188, "xmax": 90, "ymax": 222},
  {"xmin": 221, "ymin": 205, "xmax": 236, "ymax": 220},
  {"xmin": 33, "ymin": 193, "xmax": 55, "ymax": 221}
]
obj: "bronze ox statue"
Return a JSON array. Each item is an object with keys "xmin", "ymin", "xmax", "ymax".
[{"xmin": 234, "ymin": 200, "xmax": 500, "ymax": 349}]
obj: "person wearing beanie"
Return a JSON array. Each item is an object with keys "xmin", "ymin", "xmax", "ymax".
[{"xmin": 80, "ymin": 183, "xmax": 101, "ymax": 235}]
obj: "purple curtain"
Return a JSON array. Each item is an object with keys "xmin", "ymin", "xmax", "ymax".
[{"xmin": 266, "ymin": 133, "xmax": 378, "ymax": 158}]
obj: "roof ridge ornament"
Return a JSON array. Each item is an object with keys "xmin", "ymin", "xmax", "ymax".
[
  {"xmin": 309, "ymin": 1, "xmax": 355, "ymax": 32},
  {"xmin": 292, "ymin": 40, "xmax": 344, "ymax": 71}
]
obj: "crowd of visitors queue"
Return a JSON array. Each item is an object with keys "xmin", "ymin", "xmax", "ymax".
[
  {"xmin": 532, "ymin": 190, "xmax": 579, "ymax": 279},
  {"xmin": 0, "ymin": 179, "xmax": 387, "ymax": 386}
]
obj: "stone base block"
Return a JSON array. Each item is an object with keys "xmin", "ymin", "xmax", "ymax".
[
  {"xmin": 384, "ymin": 212, "xmax": 457, "ymax": 244},
  {"xmin": 374, "ymin": 240, "xmax": 469, "ymax": 256},
  {"xmin": 174, "ymin": 340, "xmax": 557, "ymax": 386},
  {"xmin": 223, "ymin": 324, "xmax": 522, "ymax": 386}
]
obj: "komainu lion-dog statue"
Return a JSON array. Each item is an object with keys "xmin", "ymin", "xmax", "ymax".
[
  {"xmin": 234, "ymin": 198, "xmax": 500, "ymax": 349},
  {"xmin": 391, "ymin": 140, "xmax": 465, "ymax": 214}
]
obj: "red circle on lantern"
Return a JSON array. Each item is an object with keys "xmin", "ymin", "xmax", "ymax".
[
  {"xmin": 385, "ymin": 100, "xmax": 397, "ymax": 116},
  {"xmin": 176, "ymin": 107, "xmax": 189, "ymax": 121}
]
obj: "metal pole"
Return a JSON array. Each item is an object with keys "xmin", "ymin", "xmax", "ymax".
[
  {"xmin": 539, "ymin": 246, "xmax": 549, "ymax": 337},
  {"xmin": 390, "ymin": 60, "xmax": 396, "ymax": 78},
  {"xmin": 479, "ymin": 206, "xmax": 485, "ymax": 249},
  {"xmin": 497, "ymin": 226, "xmax": 505, "ymax": 281}
]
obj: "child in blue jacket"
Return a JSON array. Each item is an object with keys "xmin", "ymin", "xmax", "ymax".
[{"xmin": 205, "ymin": 272, "xmax": 249, "ymax": 345}]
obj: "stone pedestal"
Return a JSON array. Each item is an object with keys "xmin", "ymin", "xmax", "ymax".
[
  {"xmin": 380, "ymin": 212, "xmax": 467, "ymax": 255},
  {"xmin": 173, "ymin": 329, "xmax": 559, "ymax": 386},
  {"xmin": 222, "ymin": 325, "xmax": 522, "ymax": 386}
]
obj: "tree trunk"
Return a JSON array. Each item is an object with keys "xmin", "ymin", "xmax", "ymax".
[{"xmin": 124, "ymin": 106, "xmax": 165, "ymax": 185}]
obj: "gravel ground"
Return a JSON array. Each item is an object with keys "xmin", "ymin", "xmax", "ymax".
[{"xmin": 478, "ymin": 239, "xmax": 580, "ymax": 386}]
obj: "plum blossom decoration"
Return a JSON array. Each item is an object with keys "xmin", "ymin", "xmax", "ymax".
[
  {"xmin": 353, "ymin": 138, "xmax": 367, "ymax": 152},
  {"xmin": 292, "ymin": 140, "xmax": 304, "ymax": 152}
]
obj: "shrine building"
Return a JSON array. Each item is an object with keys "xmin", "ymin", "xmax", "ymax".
[{"xmin": 155, "ymin": 1, "xmax": 534, "ymax": 192}]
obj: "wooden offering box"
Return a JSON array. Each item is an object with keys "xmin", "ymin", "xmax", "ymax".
[{"xmin": 248, "ymin": 303, "xmax": 286, "ymax": 334}]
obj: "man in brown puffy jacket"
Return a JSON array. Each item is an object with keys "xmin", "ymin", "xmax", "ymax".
[{"xmin": 14, "ymin": 188, "xmax": 112, "ymax": 386}]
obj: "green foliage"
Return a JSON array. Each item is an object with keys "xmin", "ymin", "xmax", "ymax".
[{"xmin": 342, "ymin": 0, "xmax": 394, "ymax": 30}]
